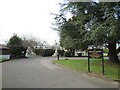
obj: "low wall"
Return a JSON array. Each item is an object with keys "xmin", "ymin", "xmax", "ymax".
[{"xmin": 0, "ymin": 55, "xmax": 10, "ymax": 60}]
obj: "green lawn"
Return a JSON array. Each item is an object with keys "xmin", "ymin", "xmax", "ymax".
[
  {"xmin": 0, "ymin": 59, "xmax": 9, "ymax": 62},
  {"xmin": 52, "ymin": 59, "xmax": 119, "ymax": 80}
]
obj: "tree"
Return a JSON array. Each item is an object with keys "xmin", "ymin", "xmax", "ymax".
[
  {"xmin": 59, "ymin": 16, "xmax": 88, "ymax": 56},
  {"xmin": 22, "ymin": 35, "xmax": 48, "ymax": 55},
  {"xmin": 53, "ymin": 2, "xmax": 120, "ymax": 63},
  {"xmin": 87, "ymin": 2, "xmax": 120, "ymax": 63},
  {"xmin": 7, "ymin": 34, "xmax": 25, "ymax": 58}
]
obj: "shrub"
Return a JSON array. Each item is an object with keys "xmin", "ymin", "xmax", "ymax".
[
  {"xmin": 64, "ymin": 51, "xmax": 71, "ymax": 57},
  {"xmin": 58, "ymin": 50, "xmax": 65, "ymax": 56},
  {"xmin": 34, "ymin": 49, "xmax": 55, "ymax": 56},
  {"xmin": 34, "ymin": 49, "xmax": 65, "ymax": 57},
  {"xmin": 77, "ymin": 53, "xmax": 82, "ymax": 57},
  {"xmin": 34, "ymin": 49, "xmax": 41, "ymax": 55},
  {"xmin": 41, "ymin": 49, "xmax": 55, "ymax": 57},
  {"xmin": 9, "ymin": 46, "xmax": 25, "ymax": 58}
]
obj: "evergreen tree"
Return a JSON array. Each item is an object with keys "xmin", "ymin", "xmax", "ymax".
[
  {"xmin": 7, "ymin": 34, "xmax": 25, "ymax": 58},
  {"xmin": 53, "ymin": 2, "xmax": 120, "ymax": 62}
]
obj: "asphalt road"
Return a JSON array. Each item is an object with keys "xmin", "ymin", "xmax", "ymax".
[
  {"xmin": 0, "ymin": 63, "xmax": 2, "ymax": 89},
  {"xmin": 2, "ymin": 56, "xmax": 118, "ymax": 88}
]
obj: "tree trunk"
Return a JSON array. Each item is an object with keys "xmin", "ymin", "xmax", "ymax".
[
  {"xmin": 71, "ymin": 49, "xmax": 75, "ymax": 57},
  {"xmin": 23, "ymin": 48, "xmax": 27, "ymax": 57},
  {"xmin": 108, "ymin": 42, "xmax": 119, "ymax": 63},
  {"xmin": 69, "ymin": 49, "xmax": 75, "ymax": 57}
]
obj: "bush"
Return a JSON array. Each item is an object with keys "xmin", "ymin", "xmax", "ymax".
[
  {"xmin": 34, "ymin": 49, "xmax": 41, "ymax": 55},
  {"xmin": 41, "ymin": 49, "xmax": 55, "ymax": 57},
  {"xmin": 34, "ymin": 49, "xmax": 65, "ymax": 57},
  {"xmin": 9, "ymin": 46, "xmax": 25, "ymax": 58},
  {"xmin": 64, "ymin": 51, "xmax": 71, "ymax": 57},
  {"xmin": 34, "ymin": 49, "xmax": 55, "ymax": 57},
  {"xmin": 58, "ymin": 50, "xmax": 65, "ymax": 56},
  {"xmin": 77, "ymin": 53, "xmax": 82, "ymax": 57}
]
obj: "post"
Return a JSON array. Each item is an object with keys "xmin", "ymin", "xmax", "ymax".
[
  {"xmin": 57, "ymin": 53, "xmax": 59, "ymax": 60},
  {"xmin": 88, "ymin": 57, "xmax": 90, "ymax": 72},
  {"xmin": 101, "ymin": 50, "xmax": 105, "ymax": 75},
  {"xmin": 102, "ymin": 58, "xmax": 104, "ymax": 75}
]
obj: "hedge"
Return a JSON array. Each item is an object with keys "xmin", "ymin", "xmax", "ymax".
[
  {"xmin": 64, "ymin": 51, "xmax": 71, "ymax": 57},
  {"xmin": 58, "ymin": 50, "xmax": 65, "ymax": 56},
  {"xmin": 41, "ymin": 49, "xmax": 55, "ymax": 57},
  {"xmin": 34, "ymin": 49, "xmax": 65, "ymax": 57},
  {"xmin": 34, "ymin": 49, "xmax": 54, "ymax": 56}
]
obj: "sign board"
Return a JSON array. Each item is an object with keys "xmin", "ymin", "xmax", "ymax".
[
  {"xmin": 88, "ymin": 48, "xmax": 104, "ymax": 75},
  {"xmin": 88, "ymin": 49, "xmax": 103, "ymax": 59}
]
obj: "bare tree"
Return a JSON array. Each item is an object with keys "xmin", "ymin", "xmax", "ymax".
[{"xmin": 21, "ymin": 35, "xmax": 49, "ymax": 55}]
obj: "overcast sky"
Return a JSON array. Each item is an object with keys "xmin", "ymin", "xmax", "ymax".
[{"xmin": 0, "ymin": 0, "xmax": 64, "ymax": 45}]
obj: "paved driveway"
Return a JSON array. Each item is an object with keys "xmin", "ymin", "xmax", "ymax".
[
  {"xmin": 2, "ymin": 56, "xmax": 118, "ymax": 88},
  {"xmin": 0, "ymin": 63, "xmax": 2, "ymax": 89}
]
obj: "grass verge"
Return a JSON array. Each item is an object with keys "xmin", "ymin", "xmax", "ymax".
[
  {"xmin": 0, "ymin": 59, "xmax": 10, "ymax": 62},
  {"xmin": 52, "ymin": 59, "xmax": 119, "ymax": 81}
]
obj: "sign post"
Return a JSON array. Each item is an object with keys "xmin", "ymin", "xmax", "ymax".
[
  {"xmin": 88, "ymin": 56, "xmax": 90, "ymax": 72},
  {"xmin": 57, "ymin": 53, "xmax": 59, "ymax": 60},
  {"xmin": 101, "ymin": 49, "xmax": 104, "ymax": 75},
  {"xmin": 88, "ymin": 48, "xmax": 105, "ymax": 75}
]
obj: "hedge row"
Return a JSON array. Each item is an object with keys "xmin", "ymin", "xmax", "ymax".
[
  {"xmin": 34, "ymin": 49, "xmax": 86, "ymax": 57},
  {"xmin": 34, "ymin": 49, "xmax": 65, "ymax": 57}
]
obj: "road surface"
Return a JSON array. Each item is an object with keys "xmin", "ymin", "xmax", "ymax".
[{"xmin": 1, "ymin": 56, "xmax": 118, "ymax": 88}]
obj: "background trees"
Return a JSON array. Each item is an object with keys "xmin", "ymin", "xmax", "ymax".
[
  {"xmin": 7, "ymin": 34, "xmax": 48, "ymax": 58},
  {"xmin": 53, "ymin": 2, "xmax": 120, "ymax": 63}
]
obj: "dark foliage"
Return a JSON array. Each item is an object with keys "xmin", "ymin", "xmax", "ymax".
[
  {"xmin": 7, "ymin": 34, "xmax": 26, "ymax": 58},
  {"xmin": 34, "ymin": 49, "xmax": 55, "ymax": 57},
  {"xmin": 64, "ymin": 51, "xmax": 71, "ymax": 57},
  {"xmin": 58, "ymin": 50, "xmax": 65, "ymax": 56},
  {"xmin": 9, "ymin": 46, "xmax": 25, "ymax": 58}
]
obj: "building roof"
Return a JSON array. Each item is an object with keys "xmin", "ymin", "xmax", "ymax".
[{"xmin": 0, "ymin": 44, "xmax": 9, "ymax": 49}]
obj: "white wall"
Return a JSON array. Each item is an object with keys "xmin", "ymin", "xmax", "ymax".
[{"xmin": 0, "ymin": 55, "xmax": 10, "ymax": 60}]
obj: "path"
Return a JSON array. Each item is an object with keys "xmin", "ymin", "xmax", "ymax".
[{"xmin": 2, "ymin": 56, "xmax": 118, "ymax": 88}]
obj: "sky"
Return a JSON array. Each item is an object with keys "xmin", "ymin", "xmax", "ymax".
[{"xmin": 0, "ymin": 0, "xmax": 64, "ymax": 45}]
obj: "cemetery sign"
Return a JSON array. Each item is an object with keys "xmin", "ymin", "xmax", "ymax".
[{"xmin": 88, "ymin": 48, "xmax": 104, "ymax": 75}]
